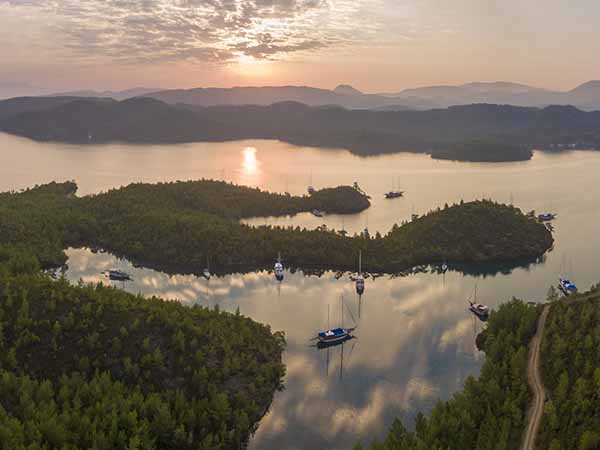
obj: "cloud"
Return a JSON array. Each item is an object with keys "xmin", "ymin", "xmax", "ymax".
[{"xmin": 1, "ymin": 0, "xmax": 350, "ymax": 64}]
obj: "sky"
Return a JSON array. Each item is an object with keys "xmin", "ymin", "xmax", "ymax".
[{"xmin": 1, "ymin": 0, "xmax": 600, "ymax": 93}]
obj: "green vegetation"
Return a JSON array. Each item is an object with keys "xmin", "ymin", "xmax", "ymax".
[
  {"xmin": 3, "ymin": 98, "xmax": 600, "ymax": 161},
  {"xmin": 537, "ymin": 293, "xmax": 600, "ymax": 450},
  {"xmin": 0, "ymin": 181, "xmax": 552, "ymax": 274},
  {"xmin": 430, "ymin": 139, "xmax": 532, "ymax": 162},
  {"xmin": 358, "ymin": 299, "xmax": 540, "ymax": 450},
  {"xmin": 0, "ymin": 249, "xmax": 285, "ymax": 449}
]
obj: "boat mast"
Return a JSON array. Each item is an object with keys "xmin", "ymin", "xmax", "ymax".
[
  {"xmin": 340, "ymin": 339, "xmax": 344, "ymax": 381},
  {"xmin": 359, "ymin": 250, "xmax": 362, "ymax": 275}
]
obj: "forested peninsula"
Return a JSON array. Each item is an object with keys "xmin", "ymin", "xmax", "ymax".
[
  {"xmin": 0, "ymin": 248, "xmax": 285, "ymax": 449},
  {"xmin": 358, "ymin": 299, "xmax": 540, "ymax": 450},
  {"xmin": 363, "ymin": 285, "xmax": 600, "ymax": 450},
  {"xmin": 0, "ymin": 180, "xmax": 553, "ymax": 275},
  {"xmin": 537, "ymin": 290, "xmax": 600, "ymax": 450}
]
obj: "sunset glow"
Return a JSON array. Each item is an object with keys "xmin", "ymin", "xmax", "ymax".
[{"xmin": 2, "ymin": 0, "xmax": 600, "ymax": 93}]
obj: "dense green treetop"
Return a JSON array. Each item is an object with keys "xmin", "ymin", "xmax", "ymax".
[
  {"xmin": 0, "ymin": 181, "xmax": 552, "ymax": 274},
  {"xmin": 0, "ymin": 249, "xmax": 285, "ymax": 450},
  {"xmin": 537, "ymin": 293, "xmax": 600, "ymax": 450},
  {"xmin": 357, "ymin": 299, "xmax": 540, "ymax": 450}
]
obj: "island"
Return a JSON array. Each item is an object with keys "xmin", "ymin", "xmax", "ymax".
[
  {"xmin": 0, "ymin": 249, "xmax": 286, "ymax": 449},
  {"xmin": 430, "ymin": 139, "xmax": 533, "ymax": 162},
  {"xmin": 1, "ymin": 97, "xmax": 599, "ymax": 162},
  {"xmin": 0, "ymin": 180, "xmax": 553, "ymax": 275}
]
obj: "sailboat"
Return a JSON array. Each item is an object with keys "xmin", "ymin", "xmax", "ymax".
[
  {"xmin": 384, "ymin": 177, "xmax": 403, "ymax": 199},
  {"xmin": 103, "ymin": 269, "xmax": 132, "ymax": 281},
  {"xmin": 307, "ymin": 170, "xmax": 315, "ymax": 195},
  {"xmin": 468, "ymin": 284, "xmax": 489, "ymax": 321},
  {"xmin": 202, "ymin": 256, "xmax": 211, "ymax": 280},
  {"xmin": 315, "ymin": 297, "xmax": 356, "ymax": 348},
  {"xmin": 274, "ymin": 252, "xmax": 284, "ymax": 282},
  {"xmin": 355, "ymin": 250, "xmax": 365, "ymax": 296},
  {"xmin": 441, "ymin": 260, "xmax": 449, "ymax": 274},
  {"xmin": 558, "ymin": 277, "xmax": 577, "ymax": 295}
]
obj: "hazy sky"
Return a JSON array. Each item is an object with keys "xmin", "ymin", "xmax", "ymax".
[{"xmin": 1, "ymin": 0, "xmax": 600, "ymax": 92}]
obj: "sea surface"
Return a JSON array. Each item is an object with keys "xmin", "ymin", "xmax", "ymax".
[{"xmin": 2, "ymin": 132, "xmax": 598, "ymax": 450}]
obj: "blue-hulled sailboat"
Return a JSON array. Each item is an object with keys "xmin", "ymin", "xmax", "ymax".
[{"xmin": 558, "ymin": 277, "xmax": 577, "ymax": 295}]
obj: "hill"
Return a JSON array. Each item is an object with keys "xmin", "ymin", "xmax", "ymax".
[
  {"xmin": 0, "ymin": 248, "xmax": 285, "ymax": 449},
  {"xmin": 536, "ymin": 290, "xmax": 600, "ymax": 450},
  {"xmin": 383, "ymin": 80, "xmax": 600, "ymax": 111},
  {"xmin": 359, "ymin": 299, "xmax": 540, "ymax": 450},
  {"xmin": 14, "ymin": 80, "xmax": 600, "ymax": 111},
  {"xmin": 48, "ymin": 87, "xmax": 160, "ymax": 101},
  {"xmin": 0, "ymin": 181, "xmax": 552, "ymax": 275},
  {"xmin": 1, "ymin": 97, "xmax": 600, "ymax": 161},
  {"xmin": 142, "ymin": 85, "xmax": 409, "ymax": 110},
  {"xmin": 142, "ymin": 80, "xmax": 600, "ymax": 111}
]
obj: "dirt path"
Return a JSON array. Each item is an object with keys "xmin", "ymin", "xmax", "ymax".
[
  {"xmin": 520, "ymin": 289, "xmax": 600, "ymax": 450},
  {"xmin": 520, "ymin": 304, "xmax": 549, "ymax": 450}
]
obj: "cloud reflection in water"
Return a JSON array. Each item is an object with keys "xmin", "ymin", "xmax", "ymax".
[{"xmin": 64, "ymin": 247, "xmax": 487, "ymax": 450}]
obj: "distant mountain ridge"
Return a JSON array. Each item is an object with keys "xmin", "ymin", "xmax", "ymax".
[
  {"xmin": 21, "ymin": 80, "xmax": 600, "ymax": 111},
  {"xmin": 134, "ymin": 81, "xmax": 600, "ymax": 111},
  {"xmin": 1, "ymin": 96, "xmax": 599, "ymax": 162},
  {"xmin": 47, "ymin": 87, "xmax": 160, "ymax": 101},
  {"xmin": 378, "ymin": 81, "xmax": 600, "ymax": 110},
  {"xmin": 141, "ymin": 85, "xmax": 410, "ymax": 110}
]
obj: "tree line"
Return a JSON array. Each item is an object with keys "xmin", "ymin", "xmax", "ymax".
[
  {"xmin": 537, "ymin": 294, "xmax": 600, "ymax": 450},
  {"xmin": 0, "ymin": 246, "xmax": 285, "ymax": 449},
  {"xmin": 0, "ymin": 180, "xmax": 552, "ymax": 276},
  {"xmin": 357, "ymin": 299, "xmax": 540, "ymax": 450}
]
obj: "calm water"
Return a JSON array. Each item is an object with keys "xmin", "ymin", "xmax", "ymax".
[{"xmin": 2, "ymin": 131, "xmax": 600, "ymax": 449}]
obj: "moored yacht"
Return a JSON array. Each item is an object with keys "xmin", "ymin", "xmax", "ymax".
[
  {"xmin": 103, "ymin": 269, "xmax": 132, "ymax": 281},
  {"xmin": 384, "ymin": 191, "xmax": 403, "ymax": 199},
  {"xmin": 314, "ymin": 296, "xmax": 356, "ymax": 346},
  {"xmin": 469, "ymin": 301, "xmax": 490, "ymax": 320},
  {"xmin": 317, "ymin": 327, "xmax": 355, "ymax": 346},
  {"xmin": 558, "ymin": 277, "xmax": 577, "ymax": 295},
  {"xmin": 202, "ymin": 256, "xmax": 211, "ymax": 280},
  {"xmin": 355, "ymin": 250, "xmax": 365, "ymax": 295},
  {"xmin": 274, "ymin": 252, "xmax": 284, "ymax": 282},
  {"xmin": 468, "ymin": 285, "xmax": 489, "ymax": 321}
]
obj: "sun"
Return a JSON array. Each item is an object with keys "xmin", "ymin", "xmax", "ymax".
[{"xmin": 237, "ymin": 53, "xmax": 257, "ymax": 64}]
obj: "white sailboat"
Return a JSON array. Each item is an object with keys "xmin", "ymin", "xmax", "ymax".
[
  {"xmin": 274, "ymin": 252, "xmax": 284, "ymax": 282},
  {"xmin": 308, "ymin": 170, "xmax": 315, "ymax": 195},
  {"xmin": 468, "ymin": 284, "xmax": 489, "ymax": 321},
  {"xmin": 355, "ymin": 250, "xmax": 365, "ymax": 296},
  {"xmin": 202, "ymin": 256, "xmax": 211, "ymax": 280}
]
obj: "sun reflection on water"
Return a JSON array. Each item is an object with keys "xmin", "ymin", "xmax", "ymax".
[{"xmin": 240, "ymin": 146, "xmax": 262, "ymax": 185}]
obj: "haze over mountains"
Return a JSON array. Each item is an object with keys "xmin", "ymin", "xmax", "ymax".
[{"xmin": 29, "ymin": 80, "xmax": 600, "ymax": 111}]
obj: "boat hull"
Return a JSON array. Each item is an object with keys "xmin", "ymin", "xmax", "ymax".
[{"xmin": 317, "ymin": 335, "xmax": 353, "ymax": 349}]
